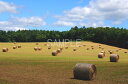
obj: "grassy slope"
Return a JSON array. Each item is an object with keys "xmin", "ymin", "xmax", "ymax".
[{"xmin": 0, "ymin": 42, "xmax": 128, "ymax": 84}]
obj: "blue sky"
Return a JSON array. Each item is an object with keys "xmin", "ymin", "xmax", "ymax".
[{"xmin": 0, "ymin": 0, "xmax": 128, "ymax": 31}]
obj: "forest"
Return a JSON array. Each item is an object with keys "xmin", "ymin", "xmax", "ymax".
[{"xmin": 0, "ymin": 26, "xmax": 128, "ymax": 49}]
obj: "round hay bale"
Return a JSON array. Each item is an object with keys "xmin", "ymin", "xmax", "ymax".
[
  {"xmin": 73, "ymin": 63, "xmax": 96, "ymax": 80},
  {"xmin": 36, "ymin": 43, "xmax": 39, "ymax": 45},
  {"xmin": 98, "ymin": 53, "xmax": 105, "ymax": 58},
  {"xmin": 124, "ymin": 51, "xmax": 128, "ymax": 53},
  {"xmin": 52, "ymin": 51, "xmax": 57, "ymax": 56},
  {"xmin": 13, "ymin": 42, "xmax": 16, "ymax": 44},
  {"xmin": 101, "ymin": 48, "xmax": 104, "ymax": 50},
  {"xmin": 79, "ymin": 45, "xmax": 82, "ymax": 47},
  {"xmin": 118, "ymin": 49, "xmax": 122, "ymax": 50},
  {"xmin": 60, "ymin": 47, "xmax": 63, "ymax": 50},
  {"xmin": 83, "ymin": 45, "xmax": 86, "ymax": 47},
  {"xmin": 38, "ymin": 47, "xmax": 42, "ymax": 51},
  {"xmin": 48, "ymin": 47, "xmax": 51, "ymax": 49},
  {"xmin": 99, "ymin": 47, "xmax": 101, "ymax": 48},
  {"xmin": 34, "ymin": 47, "xmax": 38, "ymax": 51},
  {"xmin": 101, "ymin": 51, "xmax": 105, "ymax": 55},
  {"xmin": 109, "ymin": 51, "xmax": 113, "ymax": 54},
  {"xmin": 92, "ymin": 48, "xmax": 94, "ymax": 50},
  {"xmin": 99, "ymin": 45, "xmax": 101, "ymax": 46},
  {"xmin": 44, "ymin": 44, "xmax": 47, "ymax": 46},
  {"xmin": 73, "ymin": 48, "xmax": 77, "ymax": 51},
  {"xmin": 2, "ymin": 48, "xmax": 8, "ymax": 52},
  {"xmin": 116, "ymin": 50, "xmax": 119, "ymax": 52},
  {"xmin": 13, "ymin": 46, "xmax": 17, "ymax": 49},
  {"xmin": 57, "ymin": 49, "xmax": 61, "ymax": 53},
  {"xmin": 86, "ymin": 48, "xmax": 89, "ymax": 50},
  {"xmin": 91, "ymin": 46, "xmax": 94, "ymax": 47},
  {"xmin": 110, "ymin": 54, "xmax": 119, "ymax": 62},
  {"xmin": 65, "ymin": 47, "xmax": 68, "ymax": 49},
  {"xmin": 18, "ymin": 45, "xmax": 21, "ymax": 48}
]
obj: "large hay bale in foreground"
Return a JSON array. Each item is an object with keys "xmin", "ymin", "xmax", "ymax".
[
  {"xmin": 110, "ymin": 54, "xmax": 119, "ymax": 62},
  {"xmin": 52, "ymin": 51, "xmax": 57, "ymax": 56},
  {"xmin": 98, "ymin": 53, "xmax": 105, "ymax": 58},
  {"xmin": 73, "ymin": 63, "xmax": 96, "ymax": 80},
  {"xmin": 2, "ymin": 48, "xmax": 8, "ymax": 52}
]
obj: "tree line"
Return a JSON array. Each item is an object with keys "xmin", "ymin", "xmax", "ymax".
[{"xmin": 0, "ymin": 26, "xmax": 128, "ymax": 49}]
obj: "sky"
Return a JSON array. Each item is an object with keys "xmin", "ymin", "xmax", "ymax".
[{"xmin": 0, "ymin": 0, "xmax": 128, "ymax": 31}]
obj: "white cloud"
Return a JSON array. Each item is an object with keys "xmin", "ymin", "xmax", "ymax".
[
  {"xmin": 54, "ymin": 0, "xmax": 128, "ymax": 27},
  {"xmin": 0, "ymin": 16, "xmax": 46, "ymax": 31},
  {"xmin": 53, "ymin": 21, "xmax": 75, "ymax": 27},
  {"xmin": 0, "ymin": 26, "xmax": 26, "ymax": 31},
  {"xmin": 0, "ymin": 1, "xmax": 17, "ymax": 13},
  {"xmin": 10, "ymin": 16, "xmax": 46, "ymax": 27}
]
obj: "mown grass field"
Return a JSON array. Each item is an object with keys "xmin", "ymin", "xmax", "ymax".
[{"xmin": 0, "ymin": 42, "xmax": 128, "ymax": 84}]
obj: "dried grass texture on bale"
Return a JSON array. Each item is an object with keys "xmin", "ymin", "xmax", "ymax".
[
  {"xmin": 98, "ymin": 53, "xmax": 105, "ymax": 58},
  {"xmin": 73, "ymin": 63, "xmax": 96, "ymax": 80},
  {"xmin": 52, "ymin": 51, "xmax": 57, "ymax": 56},
  {"xmin": 110, "ymin": 54, "xmax": 119, "ymax": 62}
]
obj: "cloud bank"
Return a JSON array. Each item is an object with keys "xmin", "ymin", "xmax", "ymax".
[{"xmin": 54, "ymin": 0, "xmax": 128, "ymax": 27}]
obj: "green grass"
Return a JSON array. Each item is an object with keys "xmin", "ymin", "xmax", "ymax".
[{"xmin": 0, "ymin": 42, "xmax": 128, "ymax": 84}]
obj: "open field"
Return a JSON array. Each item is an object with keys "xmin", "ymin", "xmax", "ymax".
[{"xmin": 0, "ymin": 42, "xmax": 128, "ymax": 84}]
